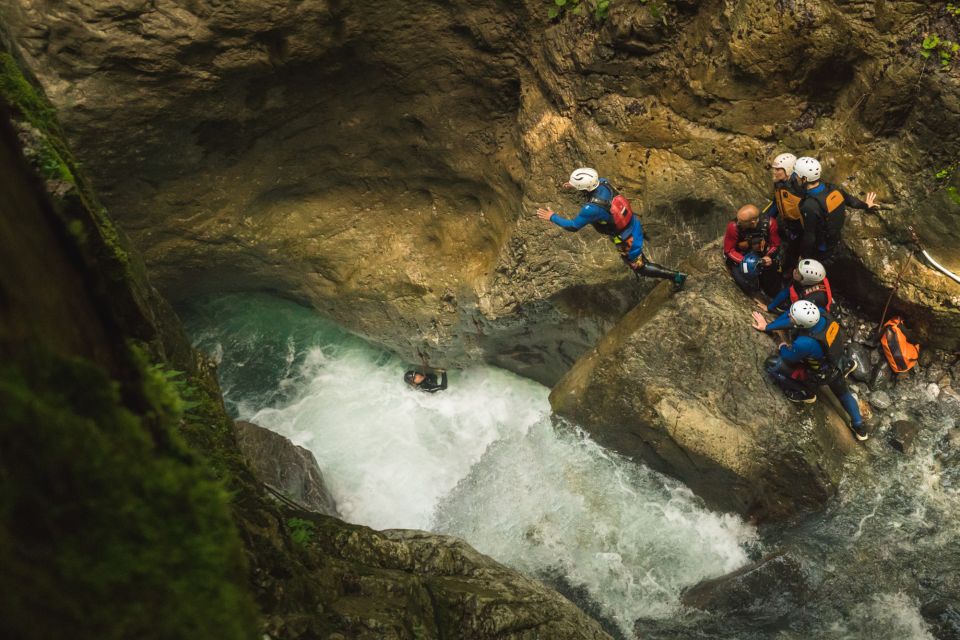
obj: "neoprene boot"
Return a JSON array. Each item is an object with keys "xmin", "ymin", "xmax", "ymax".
[{"xmin": 638, "ymin": 261, "xmax": 687, "ymax": 290}]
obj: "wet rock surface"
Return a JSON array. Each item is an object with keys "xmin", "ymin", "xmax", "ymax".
[
  {"xmin": 660, "ymin": 346, "xmax": 960, "ymax": 639},
  {"xmin": 889, "ymin": 419, "xmax": 920, "ymax": 454},
  {"xmin": 234, "ymin": 420, "xmax": 339, "ymax": 516},
  {"xmin": 679, "ymin": 552, "xmax": 810, "ymax": 627},
  {"xmin": 550, "ymin": 247, "xmax": 860, "ymax": 521},
  {"xmin": 299, "ymin": 523, "xmax": 614, "ymax": 640}
]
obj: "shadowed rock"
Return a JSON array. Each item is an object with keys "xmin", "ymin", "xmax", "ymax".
[
  {"xmin": 681, "ymin": 552, "xmax": 810, "ymax": 624},
  {"xmin": 550, "ymin": 247, "xmax": 860, "ymax": 521},
  {"xmin": 889, "ymin": 419, "xmax": 920, "ymax": 455},
  {"xmin": 234, "ymin": 420, "xmax": 339, "ymax": 516}
]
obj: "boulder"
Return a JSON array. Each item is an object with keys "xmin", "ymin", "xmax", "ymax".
[
  {"xmin": 306, "ymin": 524, "xmax": 613, "ymax": 640},
  {"xmin": 870, "ymin": 390, "xmax": 893, "ymax": 411},
  {"xmin": 550, "ymin": 248, "xmax": 860, "ymax": 521},
  {"xmin": 234, "ymin": 420, "xmax": 338, "ymax": 517},
  {"xmin": 889, "ymin": 420, "xmax": 920, "ymax": 455},
  {"xmin": 846, "ymin": 343, "xmax": 874, "ymax": 384},
  {"xmin": 681, "ymin": 552, "xmax": 810, "ymax": 624}
]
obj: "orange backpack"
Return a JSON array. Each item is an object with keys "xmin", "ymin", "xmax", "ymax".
[{"xmin": 880, "ymin": 317, "xmax": 920, "ymax": 373}]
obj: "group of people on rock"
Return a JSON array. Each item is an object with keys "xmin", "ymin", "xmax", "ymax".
[{"xmin": 530, "ymin": 155, "xmax": 880, "ymax": 441}]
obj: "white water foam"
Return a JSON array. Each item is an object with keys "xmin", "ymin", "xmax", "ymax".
[
  {"xmin": 191, "ymin": 294, "xmax": 757, "ymax": 633},
  {"xmin": 235, "ymin": 339, "xmax": 755, "ymax": 633},
  {"xmin": 825, "ymin": 593, "xmax": 935, "ymax": 640}
]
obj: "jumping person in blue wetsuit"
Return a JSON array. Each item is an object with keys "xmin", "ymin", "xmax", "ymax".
[
  {"xmin": 535, "ymin": 168, "xmax": 687, "ymax": 290},
  {"xmin": 794, "ymin": 157, "xmax": 879, "ymax": 268},
  {"xmin": 751, "ymin": 300, "xmax": 867, "ymax": 441}
]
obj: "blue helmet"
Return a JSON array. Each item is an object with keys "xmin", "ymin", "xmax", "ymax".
[{"xmin": 740, "ymin": 253, "xmax": 762, "ymax": 280}]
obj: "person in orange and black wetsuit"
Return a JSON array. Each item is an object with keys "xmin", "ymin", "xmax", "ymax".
[{"xmin": 794, "ymin": 156, "xmax": 880, "ymax": 269}]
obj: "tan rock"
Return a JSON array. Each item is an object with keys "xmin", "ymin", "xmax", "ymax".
[{"xmin": 550, "ymin": 247, "xmax": 860, "ymax": 521}]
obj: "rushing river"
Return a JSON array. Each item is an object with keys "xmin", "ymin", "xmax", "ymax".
[{"xmin": 183, "ymin": 293, "xmax": 959, "ymax": 640}]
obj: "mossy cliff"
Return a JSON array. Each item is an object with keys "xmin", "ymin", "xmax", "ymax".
[
  {"xmin": 0, "ymin": 37, "xmax": 258, "ymax": 639},
  {"xmin": 0, "ymin": 37, "xmax": 610, "ymax": 640}
]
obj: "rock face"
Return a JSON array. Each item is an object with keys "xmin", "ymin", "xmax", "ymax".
[
  {"xmin": 680, "ymin": 553, "xmax": 810, "ymax": 626},
  {"xmin": 550, "ymin": 247, "xmax": 859, "ymax": 521},
  {"xmin": 285, "ymin": 521, "xmax": 612, "ymax": 640},
  {"xmin": 5, "ymin": 0, "xmax": 959, "ymax": 382},
  {"xmin": 234, "ymin": 420, "xmax": 338, "ymax": 517},
  {"xmin": 0, "ymin": 48, "xmax": 611, "ymax": 640}
]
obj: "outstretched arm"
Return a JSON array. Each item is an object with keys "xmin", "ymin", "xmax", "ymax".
[
  {"xmin": 536, "ymin": 206, "xmax": 599, "ymax": 231},
  {"xmin": 843, "ymin": 189, "xmax": 878, "ymax": 210}
]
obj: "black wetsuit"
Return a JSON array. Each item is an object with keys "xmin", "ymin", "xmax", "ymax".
[
  {"xmin": 772, "ymin": 176, "xmax": 806, "ymax": 277},
  {"xmin": 799, "ymin": 183, "xmax": 874, "ymax": 266},
  {"xmin": 407, "ymin": 371, "xmax": 448, "ymax": 393}
]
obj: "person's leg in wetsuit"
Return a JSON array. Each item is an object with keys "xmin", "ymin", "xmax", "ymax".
[
  {"xmin": 824, "ymin": 368, "xmax": 867, "ymax": 440},
  {"xmin": 627, "ymin": 254, "xmax": 687, "ymax": 290},
  {"xmin": 765, "ymin": 356, "xmax": 817, "ymax": 402},
  {"xmin": 780, "ymin": 239, "xmax": 802, "ymax": 283}
]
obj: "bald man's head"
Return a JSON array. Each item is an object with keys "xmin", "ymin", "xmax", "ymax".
[{"xmin": 736, "ymin": 204, "xmax": 760, "ymax": 227}]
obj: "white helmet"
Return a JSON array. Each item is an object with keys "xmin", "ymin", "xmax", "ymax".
[
  {"xmin": 569, "ymin": 167, "xmax": 600, "ymax": 191},
  {"xmin": 796, "ymin": 259, "xmax": 826, "ymax": 285},
  {"xmin": 771, "ymin": 153, "xmax": 797, "ymax": 175},
  {"xmin": 794, "ymin": 157, "xmax": 822, "ymax": 183},
  {"xmin": 789, "ymin": 300, "xmax": 821, "ymax": 329}
]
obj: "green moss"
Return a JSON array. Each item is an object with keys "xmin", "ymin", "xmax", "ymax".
[
  {"xmin": 287, "ymin": 518, "xmax": 316, "ymax": 546},
  {"xmin": 0, "ymin": 51, "xmax": 129, "ymax": 270},
  {"xmin": 0, "ymin": 52, "xmax": 73, "ymax": 183},
  {"xmin": 0, "ymin": 52, "xmax": 57, "ymax": 127},
  {"xmin": 0, "ymin": 349, "xmax": 259, "ymax": 640}
]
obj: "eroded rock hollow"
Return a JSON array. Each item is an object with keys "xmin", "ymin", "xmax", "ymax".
[{"xmin": 7, "ymin": 0, "xmax": 958, "ymax": 386}]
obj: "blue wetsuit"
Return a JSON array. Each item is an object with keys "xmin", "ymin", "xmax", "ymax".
[
  {"xmin": 549, "ymin": 181, "xmax": 645, "ymax": 262},
  {"xmin": 764, "ymin": 318, "xmax": 863, "ymax": 427},
  {"xmin": 767, "ymin": 288, "xmax": 793, "ymax": 314}
]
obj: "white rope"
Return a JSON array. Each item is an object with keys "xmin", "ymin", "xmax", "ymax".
[{"xmin": 920, "ymin": 249, "xmax": 960, "ymax": 285}]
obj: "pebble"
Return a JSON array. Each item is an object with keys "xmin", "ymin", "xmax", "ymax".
[
  {"xmin": 924, "ymin": 383, "xmax": 941, "ymax": 403},
  {"xmin": 926, "ymin": 364, "xmax": 944, "ymax": 382},
  {"xmin": 870, "ymin": 390, "xmax": 893, "ymax": 410}
]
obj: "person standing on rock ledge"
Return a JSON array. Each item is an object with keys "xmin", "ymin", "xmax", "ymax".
[
  {"xmin": 752, "ymin": 300, "xmax": 868, "ymax": 441},
  {"xmin": 764, "ymin": 152, "xmax": 806, "ymax": 277},
  {"xmin": 535, "ymin": 167, "xmax": 687, "ymax": 290},
  {"xmin": 794, "ymin": 157, "xmax": 880, "ymax": 267}
]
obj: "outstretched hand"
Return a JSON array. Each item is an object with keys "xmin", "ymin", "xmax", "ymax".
[
  {"xmin": 865, "ymin": 192, "xmax": 879, "ymax": 209},
  {"xmin": 751, "ymin": 311, "xmax": 768, "ymax": 332},
  {"xmin": 536, "ymin": 208, "xmax": 555, "ymax": 221}
]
